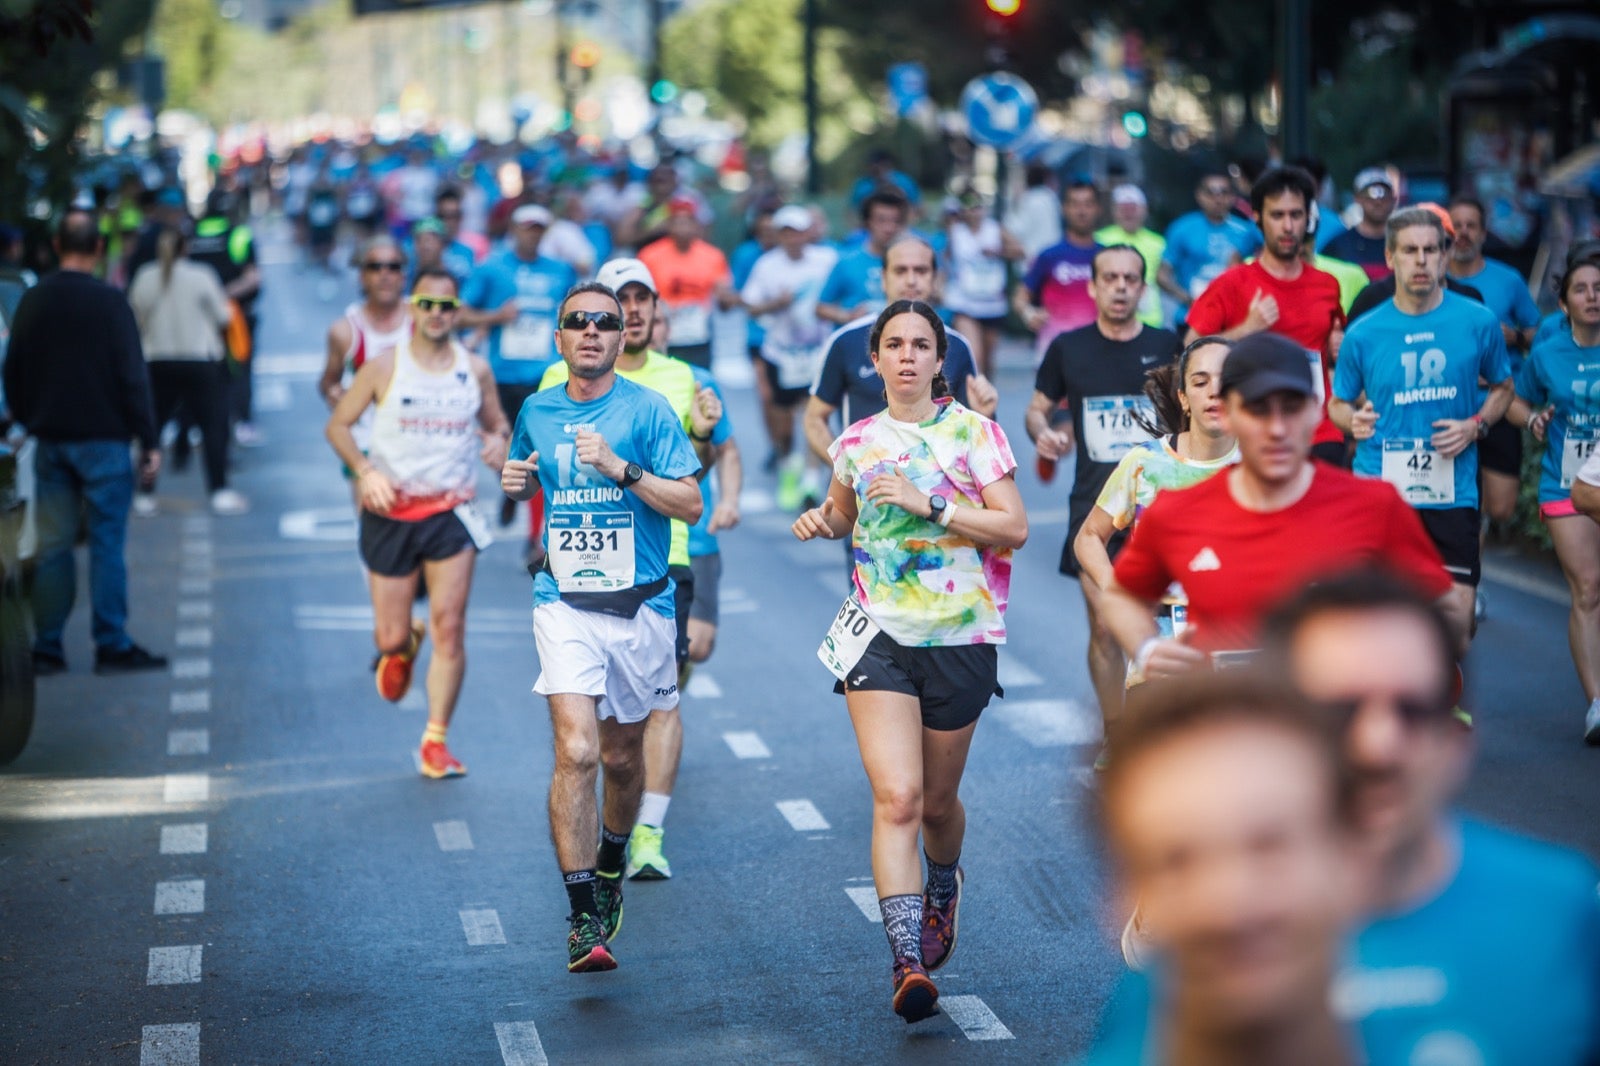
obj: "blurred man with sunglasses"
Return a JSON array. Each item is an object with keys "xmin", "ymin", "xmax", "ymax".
[
  {"xmin": 501, "ymin": 282, "xmax": 703, "ymax": 973},
  {"xmin": 325, "ymin": 269, "xmax": 510, "ymax": 779}
]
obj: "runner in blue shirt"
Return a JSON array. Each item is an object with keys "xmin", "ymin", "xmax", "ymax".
[
  {"xmin": 816, "ymin": 189, "xmax": 909, "ymax": 328},
  {"xmin": 1510, "ymin": 249, "xmax": 1600, "ymax": 742},
  {"xmin": 500, "ymin": 280, "xmax": 702, "ymax": 975},
  {"xmin": 1157, "ymin": 170, "xmax": 1262, "ymax": 326},
  {"xmin": 1331, "ymin": 207, "xmax": 1511, "ymax": 650}
]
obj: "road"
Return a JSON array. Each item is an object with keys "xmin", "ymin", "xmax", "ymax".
[{"xmin": 2, "ymin": 229, "xmax": 1596, "ymax": 1065}]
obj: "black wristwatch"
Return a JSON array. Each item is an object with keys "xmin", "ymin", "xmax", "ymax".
[
  {"xmin": 927, "ymin": 494, "xmax": 948, "ymax": 523},
  {"xmin": 617, "ymin": 462, "xmax": 645, "ymax": 489}
]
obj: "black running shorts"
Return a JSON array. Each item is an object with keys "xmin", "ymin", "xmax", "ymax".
[
  {"xmin": 359, "ymin": 509, "xmax": 475, "ymax": 577},
  {"xmin": 1417, "ymin": 506, "xmax": 1481, "ymax": 587},
  {"xmin": 834, "ymin": 631, "xmax": 1002, "ymax": 732},
  {"xmin": 671, "ymin": 564, "xmax": 695, "ymax": 667},
  {"xmin": 1478, "ymin": 418, "xmax": 1522, "ymax": 477}
]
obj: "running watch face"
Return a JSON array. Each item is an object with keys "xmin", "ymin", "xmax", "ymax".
[
  {"xmin": 928, "ymin": 494, "xmax": 947, "ymax": 522},
  {"xmin": 620, "ymin": 462, "xmax": 644, "ymax": 488}
]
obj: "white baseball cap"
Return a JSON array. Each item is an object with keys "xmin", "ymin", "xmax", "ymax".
[
  {"xmin": 772, "ymin": 205, "xmax": 813, "ymax": 232},
  {"xmin": 1111, "ymin": 184, "xmax": 1147, "ymax": 207},
  {"xmin": 596, "ymin": 257, "xmax": 657, "ymax": 295},
  {"xmin": 511, "ymin": 204, "xmax": 554, "ymax": 227},
  {"xmin": 1352, "ymin": 167, "xmax": 1394, "ymax": 196}
]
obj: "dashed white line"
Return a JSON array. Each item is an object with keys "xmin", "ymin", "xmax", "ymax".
[
  {"xmin": 154, "ymin": 879, "xmax": 205, "ymax": 915},
  {"xmin": 177, "ymin": 601, "xmax": 212, "ymax": 620},
  {"xmin": 460, "ymin": 908, "xmax": 507, "ymax": 946},
  {"xmin": 685, "ymin": 671, "xmax": 723, "ymax": 699},
  {"xmin": 146, "ymin": 945, "xmax": 203, "ymax": 985},
  {"xmin": 996, "ymin": 656, "xmax": 1044, "ymax": 689},
  {"xmin": 991, "ymin": 698, "xmax": 1102, "ymax": 747},
  {"xmin": 140, "ymin": 1022, "xmax": 200, "ymax": 1065},
  {"xmin": 434, "ymin": 820, "xmax": 474, "ymax": 851},
  {"xmin": 722, "ymin": 731, "xmax": 771, "ymax": 759},
  {"xmin": 167, "ymin": 729, "xmax": 210, "ymax": 756},
  {"xmin": 172, "ymin": 658, "xmax": 211, "ymax": 680},
  {"xmin": 494, "ymin": 1021, "xmax": 549, "ymax": 1066},
  {"xmin": 775, "ymin": 799, "xmax": 830, "ymax": 832},
  {"xmin": 160, "ymin": 824, "xmax": 208, "ymax": 855},
  {"xmin": 170, "ymin": 690, "xmax": 209, "ymax": 714},
  {"xmin": 1481, "ymin": 560, "xmax": 1570, "ymax": 606},
  {"xmin": 844, "ymin": 885, "xmax": 882, "ymax": 922},
  {"xmin": 941, "ymin": 995, "xmax": 1015, "ymax": 1041},
  {"xmin": 163, "ymin": 774, "xmax": 209, "ymax": 804},
  {"xmin": 175, "ymin": 627, "xmax": 212, "ymax": 648},
  {"xmin": 178, "ymin": 579, "xmax": 210, "ymax": 596}
]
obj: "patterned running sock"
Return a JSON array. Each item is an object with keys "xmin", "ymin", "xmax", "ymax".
[
  {"xmin": 925, "ymin": 852, "xmax": 961, "ymax": 910},
  {"xmin": 879, "ymin": 894, "xmax": 924, "ymax": 964},
  {"xmin": 597, "ymin": 826, "xmax": 630, "ymax": 879},
  {"xmin": 563, "ymin": 869, "xmax": 598, "ymax": 917}
]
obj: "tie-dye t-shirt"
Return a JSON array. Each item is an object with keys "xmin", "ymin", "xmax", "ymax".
[
  {"xmin": 829, "ymin": 398, "xmax": 1017, "ymax": 646},
  {"xmin": 1095, "ymin": 436, "xmax": 1239, "ymax": 530}
]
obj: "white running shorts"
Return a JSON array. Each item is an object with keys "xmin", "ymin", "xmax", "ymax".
[{"xmin": 532, "ymin": 600, "xmax": 679, "ymax": 724}]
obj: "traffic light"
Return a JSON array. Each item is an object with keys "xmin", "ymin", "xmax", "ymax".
[
  {"xmin": 1122, "ymin": 111, "xmax": 1148, "ymax": 138},
  {"xmin": 650, "ymin": 80, "xmax": 678, "ymax": 105},
  {"xmin": 985, "ymin": 0, "xmax": 1021, "ymax": 14},
  {"xmin": 570, "ymin": 41, "xmax": 601, "ymax": 69},
  {"xmin": 982, "ymin": 0, "xmax": 1021, "ymax": 69}
]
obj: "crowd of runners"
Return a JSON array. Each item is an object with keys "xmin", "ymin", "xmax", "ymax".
[{"xmin": 7, "ymin": 133, "xmax": 1598, "ymax": 1059}]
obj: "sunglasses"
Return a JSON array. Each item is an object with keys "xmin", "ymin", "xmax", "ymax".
[
  {"xmin": 364, "ymin": 261, "xmax": 404, "ymax": 272},
  {"xmin": 559, "ymin": 310, "xmax": 623, "ymax": 332},
  {"xmin": 411, "ymin": 296, "xmax": 460, "ymax": 312}
]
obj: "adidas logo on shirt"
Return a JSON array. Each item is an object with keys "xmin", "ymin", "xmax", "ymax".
[{"xmin": 1188, "ymin": 547, "xmax": 1221, "ymax": 572}]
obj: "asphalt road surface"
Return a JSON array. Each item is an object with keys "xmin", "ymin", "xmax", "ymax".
[{"xmin": 3, "ymin": 229, "xmax": 1596, "ymax": 1065}]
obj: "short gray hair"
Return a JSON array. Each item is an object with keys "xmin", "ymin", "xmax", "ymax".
[{"xmin": 1385, "ymin": 207, "xmax": 1448, "ymax": 253}]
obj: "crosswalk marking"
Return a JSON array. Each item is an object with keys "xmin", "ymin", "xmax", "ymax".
[
  {"xmin": 722, "ymin": 731, "xmax": 770, "ymax": 759},
  {"xmin": 160, "ymin": 824, "xmax": 208, "ymax": 855},
  {"xmin": 494, "ymin": 1021, "xmax": 549, "ymax": 1066},
  {"xmin": 460, "ymin": 908, "xmax": 507, "ymax": 946},
  {"xmin": 434, "ymin": 820, "xmax": 474, "ymax": 851},
  {"xmin": 172, "ymin": 658, "xmax": 211, "ymax": 680},
  {"xmin": 140, "ymin": 1022, "xmax": 200, "ymax": 1065},
  {"xmin": 775, "ymin": 799, "xmax": 830, "ymax": 832},
  {"xmin": 146, "ymin": 945, "xmax": 203, "ymax": 985},
  {"xmin": 941, "ymin": 995, "xmax": 1015, "ymax": 1041},
  {"xmin": 170, "ymin": 691, "xmax": 209, "ymax": 714},
  {"xmin": 154, "ymin": 879, "xmax": 205, "ymax": 916},
  {"xmin": 991, "ymin": 698, "xmax": 1101, "ymax": 747},
  {"xmin": 177, "ymin": 601, "xmax": 212, "ymax": 620},
  {"xmin": 175, "ymin": 627, "xmax": 212, "ymax": 648}
]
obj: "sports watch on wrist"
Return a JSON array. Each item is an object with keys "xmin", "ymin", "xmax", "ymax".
[
  {"xmin": 617, "ymin": 462, "xmax": 644, "ymax": 489},
  {"xmin": 927, "ymin": 494, "xmax": 948, "ymax": 524}
]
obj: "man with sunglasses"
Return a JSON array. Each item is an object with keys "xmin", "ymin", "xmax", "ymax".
[
  {"xmin": 325, "ymin": 268, "xmax": 511, "ymax": 779},
  {"xmin": 460, "ymin": 204, "xmax": 578, "ymax": 556},
  {"xmin": 1157, "ymin": 169, "xmax": 1262, "ymax": 328},
  {"xmin": 538, "ymin": 258, "xmax": 724, "ymax": 883},
  {"xmin": 501, "ymin": 282, "xmax": 703, "ymax": 973}
]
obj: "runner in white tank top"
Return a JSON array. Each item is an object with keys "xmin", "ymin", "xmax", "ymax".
[
  {"xmin": 368, "ymin": 332, "xmax": 482, "ymax": 520},
  {"xmin": 320, "ymin": 236, "xmax": 411, "ymax": 457}
]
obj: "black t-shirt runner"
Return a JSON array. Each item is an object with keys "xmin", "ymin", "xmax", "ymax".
[{"xmin": 1034, "ymin": 321, "xmax": 1180, "ymax": 575}]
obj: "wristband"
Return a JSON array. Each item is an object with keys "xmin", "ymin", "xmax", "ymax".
[
  {"xmin": 689, "ymin": 428, "xmax": 712, "ymax": 442},
  {"xmin": 1133, "ymin": 636, "xmax": 1160, "ymax": 675},
  {"xmin": 936, "ymin": 501, "xmax": 955, "ymax": 527},
  {"xmin": 1471, "ymin": 414, "xmax": 1488, "ymax": 439}
]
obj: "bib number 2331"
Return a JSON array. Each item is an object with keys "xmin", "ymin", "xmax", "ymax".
[
  {"xmin": 817, "ymin": 597, "xmax": 881, "ymax": 682},
  {"xmin": 549, "ymin": 513, "xmax": 635, "ymax": 592}
]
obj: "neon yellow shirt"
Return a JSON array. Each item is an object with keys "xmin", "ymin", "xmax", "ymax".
[{"xmin": 1095, "ymin": 225, "xmax": 1166, "ymax": 327}]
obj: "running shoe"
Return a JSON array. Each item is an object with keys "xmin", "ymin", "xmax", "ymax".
[
  {"xmin": 921, "ymin": 866, "xmax": 963, "ymax": 972},
  {"xmin": 94, "ymin": 643, "xmax": 169, "ymax": 674},
  {"xmin": 419, "ymin": 738, "xmax": 466, "ymax": 779},
  {"xmin": 567, "ymin": 913, "xmax": 617, "ymax": 973},
  {"xmin": 375, "ymin": 619, "xmax": 426, "ymax": 702},
  {"xmin": 1585, "ymin": 699, "xmax": 1600, "ymax": 747},
  {"xmin": 1473, "ymin": 588, "xmax": 1487, "ymax": 625},
  {"xmin": 210, "ymin": 488, "xmax": 250, "ymax": 516},
  {"xmin": 891, "ymin": 956, "xmax": 939, "ymax": 1023},
  {"xmin": 132, "ymin": 492, "xmax": 158, "ymax": 518},
  {"xmin": 775, "ymin": 457, "xmax": 804, "ymax": 512},
  {"xmin": 595, "ymin": 872, "xmax": 624, "ymax": 941},
  {"xmin": 625, "ymin": 824, "xmax": 671, "ymax": 880}
]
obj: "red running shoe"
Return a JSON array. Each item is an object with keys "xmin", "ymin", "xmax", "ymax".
[
  {"xmin": 375, "ymin": 619, "xmax": 426, "ymax": 702},
  {"xmin": 419, "ymin": 738, "xmax": 466, "ymax": 779}
]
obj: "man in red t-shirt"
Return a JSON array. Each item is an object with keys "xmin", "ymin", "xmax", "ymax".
[
  {"xmin": 1185, "ymin": 166, "xmax": 1347, "ymax": 464},
  {"xmin": 1101, "ymin": 333, "xmax": 1456, "ymax": 676}
]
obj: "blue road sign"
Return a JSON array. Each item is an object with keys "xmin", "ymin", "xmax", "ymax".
[
  {"xmin": 887, "ymin": 63, "xmax": 929, "ymax": 117},
  {"xmin": 960, "ymin": 72, "xmax": 1038, "ymax": 150}
]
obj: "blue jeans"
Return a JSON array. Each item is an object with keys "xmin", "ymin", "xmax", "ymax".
[{"xmin": 31, "ymin": 439, "xmax": 135, "ymax": 657}]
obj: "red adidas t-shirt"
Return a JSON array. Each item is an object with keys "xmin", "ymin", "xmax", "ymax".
[
  {"xmin": 1113, "ymin": 463, "xmax": 1451, "ymax": 652},
  {"xmin": 1187, "ymin": 260, "xmax": 1346, "ymax": 446}
]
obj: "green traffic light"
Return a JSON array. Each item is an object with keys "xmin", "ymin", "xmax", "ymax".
[
  {"xmin": 1122, "ymin": 111, "xmax": 1148, "ymax": 138},
  {"xmin": 650, "ymin": 80, "xmax": 679, "ymax": 104}
]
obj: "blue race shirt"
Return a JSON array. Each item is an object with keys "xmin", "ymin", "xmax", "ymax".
[
  {"xmin": 1536, "ymin": 309, "xmax": 1568, "ymax": 346},
  {"xmin": 1081, "ymin": 820, "xmax": 1600, "ymax": 1066},
  {"xmin": 461, "ymin": 250, "xmax": 577, "ymax": 385},
  {"xmin": 1452, "ymin": 258, "xmax": 1539, "ymax": 372},
  {"xmin": 1334, "ymin": 291, "xmax": 1512, "ymax": 510},
  {"xmin": 818, "ymin": 246, "xmax": 885, "ymax": 318},
  {"xmin": 811, "ymin": 315, "xmax": 979, "ymax": 429},
  {"xmin": 1161, "ymin": 211, "xmax": 1261, "ymax": 296},
  {"xmin": 686, "ymin": 369, "xmax": 734, "ymax": 558},
  {"xmin": 1517, "ymin": 329, "xmax": 1600, "ymax": 502},
  {"xmin": 510, "ymin": 375, "xmax": 700, "ymax": 618},
  {"xmin": 730, "ymin": 238, "xmax": 768, "ymax": 349}
]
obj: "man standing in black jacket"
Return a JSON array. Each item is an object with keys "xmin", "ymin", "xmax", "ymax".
[{"xmin": 3, "ymin": 209, "xmax": 167, "ymax": 674}]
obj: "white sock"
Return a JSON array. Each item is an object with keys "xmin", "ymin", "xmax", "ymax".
[{"xmin": 637, "ymin": 791, "xmax": 671, "ymax": 828}]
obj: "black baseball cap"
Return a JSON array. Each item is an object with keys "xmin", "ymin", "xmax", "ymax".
[{"xmin": 1220, "ymin": 332, "xmax": 1317, "ymax": 402}]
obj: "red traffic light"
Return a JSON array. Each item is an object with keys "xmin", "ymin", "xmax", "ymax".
[
  {"xmin": 571, "ymin": 41, "xmax": 601, "ymax": 69},
  {"xmin": 986, "ymin": 0, "xmax": 1021, "ymax": 14}
]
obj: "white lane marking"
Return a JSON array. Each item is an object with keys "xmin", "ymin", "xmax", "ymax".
[
  {"xmin": 1481, "ymin": 560, "xmax": 1570, "ymax": 606},
  {"xmin": 776, "ymin": 799, "xmax": 830, "ymax": 832},
  {"xmin": 163, "ymin": 774, "xmax": 209, "ymax": 803},
  {"xmin": 294, "ymin": 617, "xmax": 530, "ymax": 635},
  {"xmin": 172, "ymin": 658, "xmax": 211, "ymax": 680},
  {"xmin": 171, "ymin": 690, "xmax": 209, "ymax": 714},
  {"xmin": 154, "ymin": 879, "xmax": 205, "ymax": 915},
  {"xmin": 177, "ymin": 601, "xmax": 212, "ymax": 620},
  {"xmin": 178, "ymin": 579, "xmax": 211, "ymax": 596},
  {"xmin": 140, "ymin": 1022, "xmax": 200, "ymax": 1065},
  {"xmin": 181, "ymin": 517, "xmax": 211, "ymax": 534},
  {"xmin": 253, "ymin": 351, "xmax": 326, "ymax": 376},
  {"xmin": 738, "ymin": 488, "xmax": 774, "ymax": 515},
  {"xmin": 399, "ymin": 689, "xmax": 426, "ymax": 711},
  {"xmin": 254, "ymin": 379, "xmax": 293, "ymax": 412},
  {"xmin": 278, "ymin": 508, "xmax": 359, "ymax": 542},
  {"xmin": 721, "ymin": 600, "xmax": 759, "ymax": 615},
  {"xmin": 175, "ymin": 627, "xmax": 212, "ymax": 648},
  {"xmin": 460, "ymin": 908, "xmax": 507, "ymax": 946},
  {"xmin": 160, "ymin": 824, "xmax": 208, "ymax": 854},
  {"xmin": 722, "ymin": 731, "xmax": 771, "ymax": 759},
  {"xmin": 434, "ymin": 820, "xmax": 474, "ymax": 851},
  {"xmin": 494, "ymin": 1021, "xmax": 549, "ymax": 1066},
  {"xmin": 991, "ymin": 698, "xmax": 1102, "ymax": 747},
  {"xmin": 941, "ymin": 995, "xmax": 1015, "ymax": 1041},
  {"xmin": 686, "ymin": 671, "xmax": 722, "ymax": 699},
  {"xmin": 167, "ymin": 730, "xmax": 210, "ymax": 756},
  {"xmin": 845, "ymin": 885, "xmax": 882, "ymax": 922},
  {"xmin": 997, "ymin": 656, "xmax": 1044, "ymax": 689},
  {"xmin": 146, "ymin": 945, "xmax": 203, "ymax": 985}
]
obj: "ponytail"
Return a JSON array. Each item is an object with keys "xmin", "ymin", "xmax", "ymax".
[
  {"xmin": 1135, "ymin": 364, "xmax": 1185, "ymax": 437},
  {"xmin": 932, "ymin": 371, "xmax": 951, "ymax": 400},
  {"xmin": 156, "ymin": 226, "xmax": 182, "ymax": 289}
]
